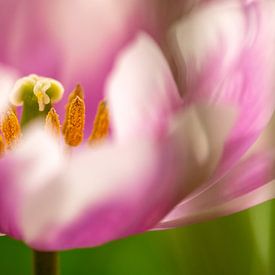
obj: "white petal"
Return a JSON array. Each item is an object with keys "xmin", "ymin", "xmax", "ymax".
[
  {"xmin": 106, "ymin": 32, "xmax": 182, "ymax": 142},
  {"xmin": 169, "ymin": 103, "xmax": 237, "ymax": 194}
]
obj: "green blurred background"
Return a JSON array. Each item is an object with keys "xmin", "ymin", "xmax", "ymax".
[{"xmin": 1, "ymin": 200, "xmax": 274, "ymax": 275}]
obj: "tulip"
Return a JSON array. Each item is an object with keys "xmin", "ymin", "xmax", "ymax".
[
  {"xmin": 0, "ymin": 0, "xmax": 274, "ymax": 269},
  {"xmin": 0, "ymin": 1, "xmax": 188, "ymax": 273}
]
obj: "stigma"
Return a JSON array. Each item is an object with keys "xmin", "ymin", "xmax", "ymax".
[
  {"xmin": 0, "ymin": 74, "xmax": 110, "ymax": 155},
  {"xmin": 33, "ymin": 82, "xmax": 51, "ymax": 112},
  {"xmin": 10, "ymin": 74, "xmax": 64, "ymax": 110}
]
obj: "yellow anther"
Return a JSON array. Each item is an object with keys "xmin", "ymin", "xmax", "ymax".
[
  {"xmin": 0, "ymin": 134, "xmax": 5, "ymax": 157},
  {"xmin": 62, "ymin": 84, "xmax": 84, "ymax": 136},
  {"xmin": 63, "ymin": 85, "xmax": 85, "ymax": 146},
  {"xmin": 88, "ymin": 100, "xmax": 109, "ymax": 144},
  {"xmin": 45, "ymin": 107, "xmax": 61, "ymax": 138},
  {"xmin": 0, "ymin": 108, "xmax": 21, "ymax": 148}
]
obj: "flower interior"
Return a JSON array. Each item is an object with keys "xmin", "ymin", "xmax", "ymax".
[{"xmin": 0, "ymin": 74, "xmax": 109, "ymax": 154}]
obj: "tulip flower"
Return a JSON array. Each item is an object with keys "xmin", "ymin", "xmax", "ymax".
[{"xmin": 0, "ymin": 0, "xmax": 274, "ymax": 266}]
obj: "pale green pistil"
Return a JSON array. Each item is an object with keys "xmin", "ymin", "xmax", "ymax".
[
  {"xmin": 21, "ymin": 88, "xmax": 52, "ymax": 127},
  {"xmin": 10, "ymin": 74, "xmax": 64, "ymax": 127}
]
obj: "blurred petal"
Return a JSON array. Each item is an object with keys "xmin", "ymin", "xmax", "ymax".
[
  {"xmin": 171, "ymin": 0, "xmax": 275, "ymax": 175},
  {"xmin": 0, "ymin": 64, "xmax": 18, "ymax": 112},
  {"xmin": 0, "ymin": 126, "xmax": 64, "ymax": 240},
  {"xmin": 106, "ymin": 32, "xmax": 182, "ymax": 142},
  {"xmin": 243, "ymin": 113, "xmax": 275, "ymax": 157},
  {"xmin": 167, "ymin": 103, "xmax": 236, "ymax": 195},
  {"xmin": 157, "ymin": 112, "xmax": 275, "ymax": 228},
  {"xmin": 0, "ymin": 126, "xmax": 185, "ymax": 250},
  {"xmin": 0, "ymin": 101, "xmax": 236, "ymax": 250},
  {"xmin": 157, "ymin": 150, "xmax": 275, "ymax": 229}
]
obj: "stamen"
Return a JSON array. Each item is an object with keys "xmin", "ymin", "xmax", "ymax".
[
  {"xmin": 0, "ymin": 134, "xmax": 5, "ymax": 157},
  {"xmin": 62, "ymin": 84, "xmax": 84, "ymax": 136},
  {"xmin": 45, "ymin": 107, "xmax": 61, "ymax": 138},
  {"xmin": 1, "ymin": 108, "xmax": 21, "ymax": 148},
  {"xmin": 88, "ymin": 100, "xmax": 109, "ymax": 144},
  {"xmin": 63, "ymin": 85, "xmax": 85, "ymax": 147}
]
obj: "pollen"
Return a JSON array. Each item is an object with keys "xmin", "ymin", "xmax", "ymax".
[
  {"xmin": 0, "ymin": 108, "xmax": 21, "ymax": 149},
  {"xmin": 63, "ymin": 85, "xmax": 85, "ymax": 147},
  {"xmin": 62, "ymin": 84, "xmax": 83, "ymax": 135},
  {"xmin": 45, "ymin": 107, "xmax": 61, "ymax": 137},
  {"xmin": 88, "ymin": 100, "xmax": 109, "ymax": 144}
]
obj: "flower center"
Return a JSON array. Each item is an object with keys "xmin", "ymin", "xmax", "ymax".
[{"xmin": 0, "ymin": 74, "xmax": 109, "ymax": 155}]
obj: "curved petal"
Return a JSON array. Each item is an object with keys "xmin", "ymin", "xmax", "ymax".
[
  {"xmin": 0, "ymin": 125, "xmax": 185, "ymax": 250},
  {"xmin": 165, "ymin": 103, "xmax": 236, "ymax": 196},
  {"xmin": 0, "ymin": 127, "xmax": 64, "ymax": 240},
  {"xmin": 106, "ymin": 32, "xmax": 182, "ymax": 142},
  {"xmin": 0, "ymin": 101, "xmax": 235, "ymax": 250},
  {"xmin": 156, "ymin": 149, "xmax": 275, "ymax": 229},
  {"xmin": 0, "ymin": 102, "xmax": 235, "ymax": 250},
  {"xmin": 157, "ymin": 111, "xmax": 275, "ymax": 228},
  {"xmin": 170, "ymin": 1, "xmax": 275, "ymax": 184}
]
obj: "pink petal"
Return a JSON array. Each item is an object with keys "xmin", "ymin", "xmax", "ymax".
[
  {"xmin": 0, "ymin": 127, "xmax": 64, "ymax": 240},
  {"xmin": 157, "ymin": 112, "xmax": 275, "ymax": 228},
  {"xmin": 0, "ymin": 103, "xmax": 235, "ymax": 250},
  {"xmin": 2, "ymin": 103, "xmax": 234, "ymax": 250},
  {"xmin": 170, "ymin": 0, "xmax": 275, "ymax": 197},
  {"xmin": 0, "ymin": 126, "xmax": 184, "ymax": 250},
  {"xmin": 0, "ymin": 101, "xmax": 237, "ymax": 250},
  {"xmin": 165, "ymin": 103, "xmax": 236, "ymax": 196},
  {"xmin": 156, "ymin": 149, "xmax": 275, "ymax": 229},
  {"xmin": 106, "ymin": 32, "xmax": 182, "ymax": 142}
]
